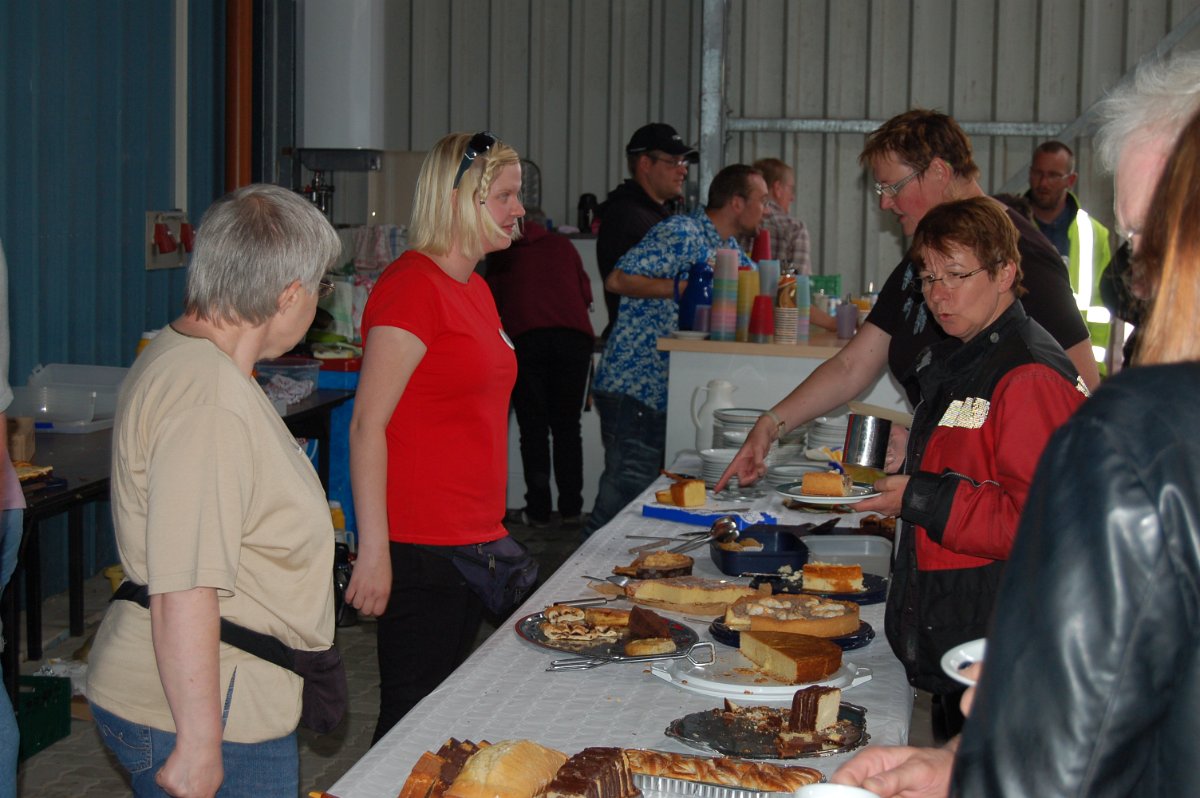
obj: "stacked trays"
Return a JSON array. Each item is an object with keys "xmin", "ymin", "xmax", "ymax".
[{"xmin": 807, "ymin": 415, "xmax": 849, "ymax": 456}]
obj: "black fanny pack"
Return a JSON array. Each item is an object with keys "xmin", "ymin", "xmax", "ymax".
[
  {"xmin": 418, "ymin": 534, "xmax": 539, "ymax": 616},
  {"xmin": 111, "ymin": 581, "xmax": 347, "ymax": 734}
]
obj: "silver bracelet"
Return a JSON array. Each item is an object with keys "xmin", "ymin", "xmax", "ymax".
[{"xmin": 761, "ymin": 409, "xmax": 786, "ymax": 438}]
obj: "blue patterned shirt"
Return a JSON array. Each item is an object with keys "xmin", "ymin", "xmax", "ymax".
[{"xmin": 594, "ymin": 209, "xmax": 752, "ymax": 410}]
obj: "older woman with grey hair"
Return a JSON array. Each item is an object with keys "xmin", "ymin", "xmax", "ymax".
[{"xmin": 87, "ymin": 184, "xmax": 342, "ymax": 798}]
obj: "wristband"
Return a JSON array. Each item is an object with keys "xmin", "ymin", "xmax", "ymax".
[{"xmin": 762, "ymin": 409, "xmax": 786, "ymax": 438}]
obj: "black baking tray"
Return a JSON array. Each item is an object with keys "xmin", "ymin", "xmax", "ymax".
[{"xmin": 708, "ymin": 523, "xmax": 811, "ymax": 576}]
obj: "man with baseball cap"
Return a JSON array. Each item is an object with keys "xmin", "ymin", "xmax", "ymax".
[{"xmin": 596, "ymin": 123, "xmax": 698, "ymax": 337}]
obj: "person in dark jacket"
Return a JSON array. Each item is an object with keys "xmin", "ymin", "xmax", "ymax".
[
  {"xmin": 857, "ymin": 197, "xmax": 1086, "ymax": 739},
  {"xmin": 950, "ymin": 92, "xmax": 1200, "ymax": 798},
  {"xmin": 595, "ymin": 123, "xmax": 697, "ymax": 338},
  {"xmin": 831, "ymin": 52, "xmax": 1200, "ymax": 798},
  {"xmin": 486, "ymin": 209, "xmax": 595, "ymax": 528}
]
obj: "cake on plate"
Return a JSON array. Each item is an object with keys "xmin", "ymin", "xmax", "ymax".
[
  {"xmin": 738, "ymin": 631, "xmax": 843, "ymax": 684},
  {"xmin": 801, "ymin": 562, "xmax": 865, "ymax": 593},
  {"xmin": 800, "ymin": 471, "xmax": 852, "ymax": 497},
  {"xmin": 723, "ymin": 594, "xmax": 860, "ymax": 637}
]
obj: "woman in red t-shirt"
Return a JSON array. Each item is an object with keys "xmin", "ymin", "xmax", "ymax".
[{"xmin": 348, "ymin": 132, "xmax": 525, "ymax": 742}]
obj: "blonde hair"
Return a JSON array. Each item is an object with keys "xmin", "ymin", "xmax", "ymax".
[
  {"xmin": 1134, "ymin": 108, "xmax": 1200, "ymax": 365},
  {"xmin": 408, "ymin": 132, "xmax": 521, "ymax": 263}
]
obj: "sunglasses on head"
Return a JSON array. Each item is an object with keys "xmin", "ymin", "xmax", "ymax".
[{"xmin": 453, "ymin": 131, "xmax": 498, "ymax": 189}]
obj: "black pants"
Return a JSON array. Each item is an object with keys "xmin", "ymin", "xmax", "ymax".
[
  {"xmin": 511, "ymin": 328, "xmax": 593, "ymax": 521},
  {"xmin": 372, "ymin": 542, "xmax": 484, "ymax": 743}
]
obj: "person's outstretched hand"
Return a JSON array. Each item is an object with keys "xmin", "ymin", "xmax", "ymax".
[
  {"xmin": 713, "ymin": 422, "xmax": 772, "ymax": 492},
  {"xmin": 830, "ymin": 741, "xmax": 957, "ymax": 798}
]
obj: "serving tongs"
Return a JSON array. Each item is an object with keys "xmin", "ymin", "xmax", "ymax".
[{"xmin": 546, "ymin": 641, "xmax": 716, "ymax": 672}]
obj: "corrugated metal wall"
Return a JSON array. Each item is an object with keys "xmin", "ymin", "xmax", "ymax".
[
  {"xmin": 373, "ymin": 0, "xmax": 703, "ymax": 224},
  {"xmin": 0, "ymin": 0, "xmax": 224, "ymax": 594},
  {"xmin": 364, "ymin": 0, "xmax": 1200, "ymax": 294},
  {"xmin": 724, "ymin": 0, "xmax": 1200, "ymax": 294},
  {"xmin": 0, "ymin": 0, "xmax": 224, "ymax": 382}
]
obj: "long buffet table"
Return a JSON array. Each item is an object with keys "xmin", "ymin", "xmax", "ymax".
[{"xmin": 329, "ymin": 456, "xmax": 913, "ymax": 797}]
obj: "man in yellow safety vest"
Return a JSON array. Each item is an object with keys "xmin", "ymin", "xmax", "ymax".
[{"xmin": 1025, "ymin": 140, "xmax": 1113, "ymax": 374}]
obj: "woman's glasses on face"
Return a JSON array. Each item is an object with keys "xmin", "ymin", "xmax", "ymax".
[
  {"xmin": 453, "ymin": 131, "xmax": 498, "ymax": 189},
  {"xmin": 318, "ymin": 277, "xmax": 335, "ymax": 299},
  {"xmin": 911, "ymin": 265, "xmax": 989, "ymax": 294}
]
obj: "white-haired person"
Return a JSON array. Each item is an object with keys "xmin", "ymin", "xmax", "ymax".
[
  {"xmin": 87, "ymin": 184, "xmax": 343, "ymax": 798},
  {"xmin": 347, "ymin": 132, "xmax": 526, "ymax": 742}
]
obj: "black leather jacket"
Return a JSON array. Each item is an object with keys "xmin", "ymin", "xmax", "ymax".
[{"xmin": 952, "ymin": 364, "xmax": 1200, "ymax": 796}]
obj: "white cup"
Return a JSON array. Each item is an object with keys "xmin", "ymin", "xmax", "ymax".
[{"xmin": 794, "ymin": 785, "xmax": 882, "ymax": 798}]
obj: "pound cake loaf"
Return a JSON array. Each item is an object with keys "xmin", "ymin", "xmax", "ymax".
[
  {"xmin": 802, "ymin": 562, "xmax": 864, "ymax": 593},
  {"xmin": 541, "ymin": 747, "xmax": 637, "ymax": 798},
  {"xmin": 800, "ymin": 471, "xmax": 852, "ymax": 497},
  {"xmin": 724, "ymin": 594, "xmax": 860, "ymax": 637},
  {"xmin": 739, "ymin": 631, "xmax": 843, "ymax": 684},
  {"xmin": 444, "ymin": 739, "xmax": 566, "ymax": 798},
  {"xmin": 654, "ymin": 479, "xmax": 706, "ymax": 507},
  {"xmin": 787, "ymin": 686, "xmax": 842, "ymax": 733}
]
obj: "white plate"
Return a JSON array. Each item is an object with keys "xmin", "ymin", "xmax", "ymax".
[
  {"xmin": 671, "ymin": 330, "xmax": 710, "ymax": 340},
  {"xmin": 650, "ymin": 649, "xmax": 872, "ymax": 702},
  {"xmin": 940, "ymin": 638, "xmax": 986, "ymax": 686},
  {"xmin": 774, "ymin": 482, "xmax": 880, "ymax": 504}
]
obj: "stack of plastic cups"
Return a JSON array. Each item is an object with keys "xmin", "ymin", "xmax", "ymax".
[
  {"xmin": 774, "ymin": 272, "xmax": 798, "ymax": 344},
  {"xmin": 757, "ymin": 259, "xmax": 780, "ymax": 299},
  {"xmin": 710, "ymin": 249, "xmax": 740, "ymax": 341},
  {"xmin": 749, "ymin": 295, "xmax": 774, "ymax": 343},
  {"xmin": 736, "ymin": 268, "xmax": 760, "ymax": 342},
  {"xmin": 795, "ymin": 274, "xmax": 812, "ymax": 341}
]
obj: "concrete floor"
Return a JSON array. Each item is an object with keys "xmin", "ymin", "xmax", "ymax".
[
  {"xmin": 12, "ymin": 515, "xmax": 931, "ymax": 796},
  {"xmin": 13, "ymin": 514, "xmax": 581, "ymax": 797}
]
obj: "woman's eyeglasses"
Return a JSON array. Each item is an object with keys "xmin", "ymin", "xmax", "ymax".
[
  {"xmin": 453, "ymin": 131, "xmax": 498, "ymax": 188},
  {"xmin": 318, "ymin": 277, "xmax": 335, "ymax": 299},
  {"xmin": 912, "ymin": 265, "xmax": 989, "ymax": 293},
  {"xmin": 874, "ymin": 169, "xmax": 923, "ymax": 198}
]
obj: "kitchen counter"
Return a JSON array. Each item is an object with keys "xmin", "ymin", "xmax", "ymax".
[
  {"xmin": 657, "ymin": 333, "xmax": 909, "ymax": 460},
  {"xmin": 658, "ymin": 329, "xmax": 848, "ymax": 359}
]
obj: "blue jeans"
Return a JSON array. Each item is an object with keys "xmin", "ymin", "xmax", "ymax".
[
  {"xmin": 91, "ymin": 702, "xmax": 298, "ymax": 797},
  {"xmin": 583, "ymin": 391, "xmax": 666, "ymax": 536},
  {"xmin": 0, "ymin": 508, "xmax": 22, "ymax": 798}
]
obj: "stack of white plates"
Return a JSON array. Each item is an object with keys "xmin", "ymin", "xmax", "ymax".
[
  {"xmin": 699, "ymin": 448, "xmax": 739, "ymax": 485},
  {"xmin": 808, "ymin": 415, "xmax": 849, "ymax": 451},
  {"xmin": 764, "ymin": 462, "xmax": 826, "ymax": 487}
]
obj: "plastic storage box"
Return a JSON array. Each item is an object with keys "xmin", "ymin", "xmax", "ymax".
[
  {"xmin": 12, "ymin": 363, "xmax": 130, "ymax": 432},
  {"xmin": 803, "ymin": 534, "xmax": 893, "ymax": 578},
  {"xmin": 254, "ymin": 357, "xmax": 321, "ymax": 404},
  {"xmin": 17, "ymin": 675, "xmax": 71, "ymax": 761}
]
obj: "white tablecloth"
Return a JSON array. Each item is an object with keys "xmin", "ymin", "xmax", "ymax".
[{"xmin": 329, "ymin": 462, "xmax": 913, "ymax": 797}]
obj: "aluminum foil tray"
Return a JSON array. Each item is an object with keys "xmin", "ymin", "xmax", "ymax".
[{"xmin": 634, "ymin": 773, "xmax": 824, "ymax": 798}]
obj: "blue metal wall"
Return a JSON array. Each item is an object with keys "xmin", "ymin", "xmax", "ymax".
[{"xmin": 0, "ymin": 0, "xmax": 226, "ymax": 596}]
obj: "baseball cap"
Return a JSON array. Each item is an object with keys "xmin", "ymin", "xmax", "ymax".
[{"xmin": 625, "ymin": 123, "xmax": 699, "ymax": 162}]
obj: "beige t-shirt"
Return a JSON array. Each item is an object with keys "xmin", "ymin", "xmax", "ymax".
[{"xmin": 87, "ymin": 327, "xmax": 335, "ymax": 742}]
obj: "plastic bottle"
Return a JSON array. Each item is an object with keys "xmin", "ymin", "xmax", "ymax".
[{"xmin": 329, "ymin": 501, "xmax": 346, "ymax": 544}]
